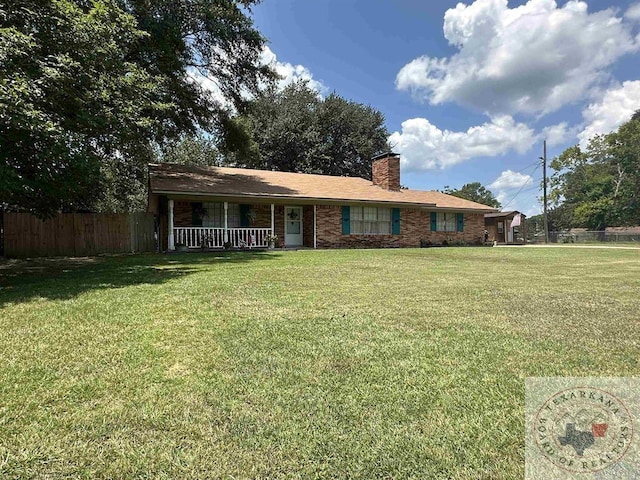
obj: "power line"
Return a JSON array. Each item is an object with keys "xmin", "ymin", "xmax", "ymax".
[
  {"xmin": 501, "ymin": 163, "xmax": 541, "ymax": 210},
  {"xmin": 509, "ymin": 160, "xmax": 540, "ymax": 175},
  {"xmin": 519, "ymin": 182, "xmax": 543, "ymax": 194}
]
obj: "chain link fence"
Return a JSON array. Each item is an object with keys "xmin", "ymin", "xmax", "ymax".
[{"xmin": 529, "ymin": 230, "xmax": 640, "ymax": 244}]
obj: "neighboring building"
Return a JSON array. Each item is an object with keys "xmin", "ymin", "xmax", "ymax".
[
  {"xmin": 484, "ymin": 211, "xmax": 526, "ymax": 244},
  {"xmin": 148, "ymin": 153, "xmax": 497, "ymax": 250}
]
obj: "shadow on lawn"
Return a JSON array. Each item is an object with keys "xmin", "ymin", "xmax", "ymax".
[{"xmin": 0, "ymin": 251, "xmax": 280, "ymax": 306}]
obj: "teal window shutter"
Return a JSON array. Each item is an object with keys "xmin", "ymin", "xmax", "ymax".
[
  {"xmin": 342, "ymin": 206, "xmax": 350, "ymax": 234},
  {"xmin": 430, "ymin": 212, "xmax": 437, "ymax": 231},
  {"xmin": 240, "ymin": 204, "xmax": 250, "ymax": 227},
  {"xmin": 457, "ymin": 213, "xmax": 464, "ymax": 232},
  {"xmin": 392, "ymin": 208, "xmax": 400, "ymax": 235},
  {"xmin": 192, "ymin": 202, "xmax": 203, "ymax": 227}
]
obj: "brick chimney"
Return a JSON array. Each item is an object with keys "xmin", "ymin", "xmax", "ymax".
[{"xmin": 372, "ymin": 152, "xmax": 400, "ymax": 191}]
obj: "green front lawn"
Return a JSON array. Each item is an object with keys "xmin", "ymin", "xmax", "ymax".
[{"xmin": 1, "ymin": 248, "xmax": 639, "ymax": 478}]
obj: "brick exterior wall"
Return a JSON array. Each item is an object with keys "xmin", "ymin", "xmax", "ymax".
[
  {"xmin": 302, "ymin": 205, "xmax": 314, "ymax": 247},
  {"xmin": 372, "ymin": 156, "xmax": 401, "ymax": 191},
  {"xmin": 315, "ymin": 205, "xmax": 485, "ymax": 248},
  {"xmin": 164, "ymin": 199, "xmax": 485, "ymax": 249}
]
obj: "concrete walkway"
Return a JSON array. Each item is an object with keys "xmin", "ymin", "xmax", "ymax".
[{"xmin": 503, "ymin": 244, "xmax": 640, "ymax": 250}]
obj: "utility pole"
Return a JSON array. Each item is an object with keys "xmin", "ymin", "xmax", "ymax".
[{"xmin": 542, "ymin": 140, "xmax": 549, "ymax": 244}]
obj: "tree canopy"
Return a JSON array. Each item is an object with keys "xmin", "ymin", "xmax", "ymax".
[
  {"xmin": 228, "ymin": 81, "xmax": 389, "ymax": 178},
  {"xmin": 549, "ymin": 114, "xmax": 640, "ymax": 229},
  {"xmin": 1, "ymin": 0, "xmax": 272, "ymax": 217},
  {"xmin": 443, "ymin": 182, "xmax": 501, "ymax": 208},
  {"xmin": 158, "ymin": 134, "xmax": 223, "ymax": 168}
]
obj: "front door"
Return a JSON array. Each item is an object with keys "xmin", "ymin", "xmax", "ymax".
[{"xmin": 284, "ymin": 206, "xmax": 303, "ymax": 246}]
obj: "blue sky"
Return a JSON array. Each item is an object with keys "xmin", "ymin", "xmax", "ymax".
[{"xmin": 248, "ymin": 0, "xmax": 640, "ymax": 215}]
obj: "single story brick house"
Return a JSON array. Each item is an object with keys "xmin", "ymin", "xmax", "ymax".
[{"xmin": 148, "ymin": 153, "xmax": 497, "ymax": 250}]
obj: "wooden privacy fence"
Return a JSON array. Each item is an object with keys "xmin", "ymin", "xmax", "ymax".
[{"xmin": 3, "ymin": 212, "xmax": 156, "ymax": 257}]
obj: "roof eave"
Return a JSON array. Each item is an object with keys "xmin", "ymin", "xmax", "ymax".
[
  {"xmin": 151, "ymin": 189, "xmax": 495, "ymax": 212},
  {"xmin": 151, "ymin": 189, "xmax": 436, "ymax": 207}
]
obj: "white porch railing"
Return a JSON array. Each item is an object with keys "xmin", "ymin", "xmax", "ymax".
[
  {"xmin": 173, "ymin": 227, "xmax": 272, "ymax": 249},
  {"xmin": 174, "ymin": 227, "xmax": 225, "ymax": 249},
  {"xmin": 227, "ymin": 228, "xmax": 272, "ymax": 248}
]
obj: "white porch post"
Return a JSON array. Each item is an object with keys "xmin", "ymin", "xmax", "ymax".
[
  {"xmin": 313, "ymin": 204, "xmax": 317, "ymax": 249},
  {"xmin": 224, "ymin": 201, "xmax": 228, "ymax": 242},
  {"xmin": 270, "ymin": 203, "xmax": 275, "ymax": 236},
  {"xmin": 168, "ymin": 199, "xmax": 175, "ymax": 251}
]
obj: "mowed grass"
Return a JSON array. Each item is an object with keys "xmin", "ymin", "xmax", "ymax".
[{"xmin": 1, "ymin": 247, "xmax": 639, "ymax": 479}]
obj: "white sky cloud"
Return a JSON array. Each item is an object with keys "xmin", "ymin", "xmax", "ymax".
[
  {"xmin": 625, "ymin": 3, "xmax": 640, "ymax": 21},
  {"xmin": 495, "ymin": 190, "xmax": 510, "ymax": 206},
  {"xmin": 518, "ymin": 201, "xmax": 543, "ymax": 217},
  {"xmin": 541, "ymin": 122, "xmax": 579, "ymax": 147},
  {"xmin": 578, "ymin": 80, "xmax": 640, "ymax": 148},
  {"xmin": 187, "ymin": 69, "xmax": 229, "ymax": 108},
  {"xmin": 260, "ymin": 47, "xmax": 327, "ymax": 95},
  {"xmin": 489, "ymin": 169, "xmax": 533, "ymax": 190},
  {"xmin": 396, "ymin": 0, "xmax": 639, "ymax": 116},
  {"xmin": 388, "ymin": 115, "xmax": 536, "ymax": 171},
  {"xmin": 188, "ymin": 47, "xmax": 327, "ymax": 109},
  {"xmin": 489, "ymin": 170, "xmax": 539, "ymax": 214}
]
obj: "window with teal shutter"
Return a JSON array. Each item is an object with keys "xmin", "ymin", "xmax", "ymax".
[
  {"xmin": 191, "ymin": 202, "xmax": 203, "ymax": 227},
  {"xmin": 430, "ymin": 212, "xmax": 437, "ymax": 231},
  {"xmin": 239, "ymin": 204, "xmax": 250, "ymax": 227},
  {"xmin": 457, "ymin": 213, "xmax": 464, "ymax": 232},
  {"xmin": 342, "ymin": 206, "xmax": 350, "ymax": 234},
  {"xmin": 392, "ymin": 208, "xmax": 400, "ymax": 235}
]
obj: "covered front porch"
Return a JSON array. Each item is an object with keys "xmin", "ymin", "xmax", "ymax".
[{"xmin": 165, "ymin": 199, "xmax": 317, "ymax": 250}]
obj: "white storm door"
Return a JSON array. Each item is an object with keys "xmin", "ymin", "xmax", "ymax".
[{"xmin": 284, "ymin": 206, "xmax": 303, "ymax": 246}]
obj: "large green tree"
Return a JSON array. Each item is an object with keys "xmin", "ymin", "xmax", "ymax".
[
  {"xmin": 159, "ymin": 134, "xmax": 223, "ymax": 167},
  {"xmin": 237, "ymin": 82, "xmax": 319, "ymax": 173},
  {"xmin": 1, "ymin": 0, "xmax": 272, "ymax": 217},
  {"xmin": 313, "ymin": 93, "xmax": 389, "ymax": 178},
  {"xmin": 443, "ymin": 182, "xmax": 501, "ymax": 208},
  {"xmin": 229, "ymin": 81, "xmax": 389, "ymax": 178},
  {"xmin": 550, "ymin": 114, "xmax": 640, "ymax": 229}
]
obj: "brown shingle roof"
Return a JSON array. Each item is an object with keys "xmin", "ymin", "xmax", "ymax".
[{"xmin": 149, "ymin": 163, "xmax": 497, "ymax": 212}]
